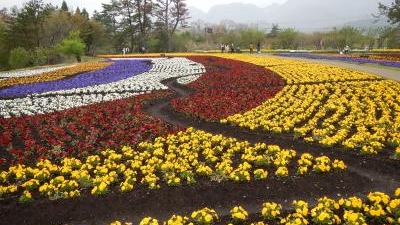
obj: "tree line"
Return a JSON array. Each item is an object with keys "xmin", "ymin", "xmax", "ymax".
[
  {"xmin": 0, "ymin": 0, "xmax": 190, "ymax": 70},
  {"xmin": 191, "ymin": 23, "xmax": 399, "ymax": 51},
  {"xmin": 0, "ymin": 0, "xmax": 399, "ymax": 70}
]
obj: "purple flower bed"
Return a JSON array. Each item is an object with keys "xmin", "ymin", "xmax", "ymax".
[
  {"xmin": 0, "ymin": 60, "xmax": 152, "ymax": 98},
  {"xmin": 276, "ymin": 53, "xmax": 400, "ymax": 68}
]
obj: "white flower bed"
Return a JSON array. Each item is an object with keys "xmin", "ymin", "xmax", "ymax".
[
  {"xmin": 0, "ymin": 57, "xmax": 205, "ymax": 118},
  {"xmin": 176, "ymin": 74, "xmax": 203, "ymax": 84},
  {"xmin": 0, "ymin": 65, "xmax": 75, "ymax": 78}
]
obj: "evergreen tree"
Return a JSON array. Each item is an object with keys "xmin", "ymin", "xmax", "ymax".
[
  {"xmin": 378, "ymin": 0, "xmax": 400, "ymax": 25},
  {"xmin": 8, "ymin": 0, "xmax": 55, "ymax": 50},
  {"xmin": 61, "ymin": 0, "xmax": 69, "ymax": 11}
]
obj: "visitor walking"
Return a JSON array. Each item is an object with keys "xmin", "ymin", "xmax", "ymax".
[{"xmin": 249, "ymin": 43, "xmax": 254, "ymax": 54}]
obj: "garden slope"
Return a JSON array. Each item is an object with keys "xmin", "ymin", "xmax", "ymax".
[{"xmin": 1, "ymin": 57, "xmax": 400, "ymax": 225}]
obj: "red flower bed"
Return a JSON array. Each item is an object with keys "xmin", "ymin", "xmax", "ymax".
[
  {"xmin": 171, "ymin": 56, "xmax": 285, "ymax": 121},
  {"xmin": 0, "ymin": 91, "xmax": 180, "ymax": 166}
]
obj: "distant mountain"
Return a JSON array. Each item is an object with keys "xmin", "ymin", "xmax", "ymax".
[
  {"xmin": 187, "ymin": 0, "xmax": 394, "ymax": 31},
  {"xmin": 340, "ymin": 18, "xmax": 392, "ymax": 29}
]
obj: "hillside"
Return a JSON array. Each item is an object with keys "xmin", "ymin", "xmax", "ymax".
[{"xmin": 188, "ymin": 0, "xmax": 394, "ymax": 31}]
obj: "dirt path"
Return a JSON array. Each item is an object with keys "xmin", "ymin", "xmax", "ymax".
[{"xmin": 269, "ymin": 54, "xmax": 400, "ymax": 82}]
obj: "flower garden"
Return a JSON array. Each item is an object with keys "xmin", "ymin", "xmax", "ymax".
[
  {"xmin": 276, "ymin": 53, "xmax": 400, "ymax": 68},
  {"xmin": 1, "ymin": 53, "xmax": 400, "ymax": 225}
]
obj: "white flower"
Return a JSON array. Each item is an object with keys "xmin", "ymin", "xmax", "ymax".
[
  {"xmin": 0, "ymin": 65, "xmax": 75, "ymax": 78},
  {"xmin": 0, "ymin": 58, "xmax": 205, "ymax": 118}
]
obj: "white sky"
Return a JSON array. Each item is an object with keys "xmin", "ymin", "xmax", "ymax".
[{"xmin": 1, "ymin": 0, "xmax": 289, "ymax": 14}]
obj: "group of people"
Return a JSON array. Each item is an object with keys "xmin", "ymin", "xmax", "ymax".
[
  {"xmin": 122, "ymin": 46, "xmax": 146, "ymax": 54},
  {"xmin": 220, "ymin": 43, "xmax": 236, "ymax": 53},
  {"xmin": 220, "ymin": 42, "xmax": 262, "ymax": 54},
  {"xmin": 249, "ymin": 41, "xmax": 261, "ymax": 54}
]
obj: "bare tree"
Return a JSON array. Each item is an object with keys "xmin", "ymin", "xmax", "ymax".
[
  {"xmin": 154, "ymin": 0, "xmax": 189, "ymax": 52},
  {"xmin": 133, "ymin": 0, "xmax": 153, "ymax": 49}
]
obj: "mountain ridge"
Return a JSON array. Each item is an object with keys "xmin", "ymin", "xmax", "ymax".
[{"xmin": 188, "ymin": 0, "xmax": 394, "ymax": 31}]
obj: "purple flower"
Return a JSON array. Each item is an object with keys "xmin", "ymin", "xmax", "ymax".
[{"xmin": 0, "ymin": 60, "xmax": 152, "ymax": 98}]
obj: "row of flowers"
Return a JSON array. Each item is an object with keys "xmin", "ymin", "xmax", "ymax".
[
  {"xmin": 0, "ymin": 64, "xmax": 75, "ymax": 79},
  {"xmin": 171, "ymin": 56, "xmax": 284, "ymax": 121},
  {"xmin": 0, "ymin": 91, "xmax": 179, "ymax": 165},
  {"xmin": 345, "ymin": 53, "xmax": 400, "ymax": 62},
  {"xmin": 222, "ymin": 80, "xmax": 400, "ymax": 156},
  {"xmin": 109, "ymin": 188, "xmax": 400, "ymax": 225},
  {"xmin": 206, "ymin": 54, "xmax": 400, "ymax": 156},
  {"xmin": 0, "ymin": 59, "xmax": 151, "ymax": 98},
  {"xmin": 214, "ymin": 54, "xmax": 380, "ymax": 84},
  {"xmin": 0, "ymin": 57, "xmax": 205, "ymax": 118},
  {"xmin": 0, "ymin": 127, "xmax": 345, "ymax": 203},
  {"xmin": 275, "ymin": 53, "xmax": 400, "ymax": 68},
  {"xmin": 0, "ymin": 62, "xmax": 109, "ymax": 89}
]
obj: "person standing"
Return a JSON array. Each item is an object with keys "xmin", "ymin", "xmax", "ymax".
[
  {"xmin": 249, "ymin": 43, "xmax": 254, "ymax": 54},
  {"xmin": 256, "ymin": 41, "xmax": 261, "ymax": 53},
  {"xmin": 225, "ymin": 44, "xmax": 230, "ymax": 53}
]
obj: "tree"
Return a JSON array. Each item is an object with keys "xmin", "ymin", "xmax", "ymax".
[
  {"xmin": 81, "ymin": 8, "xmax": 89, "ymax": 19},
  {"xmin": 60, "ymin": 0, "xmax": 69, "ymax": 12},
  {"xmin": 133, "ymin": 0, "xmax": 153, "ymax": 49},
  {"xmin": 79, "ymin": 20, "xmax": 106, "ymax": 55},
  {"xmin": 56, "ymin": 30, "xmax": 86, "ymax": 62},
  {"xmin": 154, "ymin": 0, "xmax": 190, "ymax": 52},
  {"xmin": 42, "ymin": 11, "xmax": 73, "ymax": 47},
  {"xmin": 378, "ymin": 0, "xmax": 400, "ymax": 25},
  {"xmin": 337, "ymin": 26, "xmax": 363, "ymax": 49},
  {"xmin": 268, "ymin": 23, "xmax": 280, "ymax": 38},
  {"xmin": 277, "ymin": 28, "xmax": 299, "ymax": 49},
  {"xmin": 93, "ymin": 0, "xmax": 123, "ymax": 53},
  {"xmin": 9, "ymin": 47, "xmax": 31, "ymax": 69},
  {"xmin": 0, "ymin": 21, "xmax": 10, "ymax": 70},
  {"xmin": 8, "ymin": 0, "xmax": 55, "ymax": 50},
  {"xmin": 119, "ymin": 0, "xmax": 136, "ymax": 52}
]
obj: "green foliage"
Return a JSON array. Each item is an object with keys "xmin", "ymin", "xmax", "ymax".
[
  {"xmin": 60, "ymin": 0, "xmax": 69, "ymax": 11},
  {"xmin": 378, "ymin": 1, "xmax": 400, "ymax": 25},
  {"xmin": 8, "ymin": 0, "xmax": 55, "ymax": 50},
  {"xmin": 238, "ymin": 29, "xmax": 264, "ymax": 47},
  {"xmin": 171, "ymin": 31, "xmax": 192, "ymax": 52},
  {"xmin": 9, "ymin": 47, "xmax": 31, "ymax": 69},
  {"xmin": 0, "ymin": 22, "xmax": 10, "ymax": 70},
  {"xmin": 147, "ymin": 37, "xmax": 163, "ymax": 53},
  {"xmin": 33, "ymin": 47, "xmax": 59, "ymax": 66},
  {"xmin": 56, "ymin": 31, "xmax": 86, "ymax": 62},
  {"xmin": 337, "ymin": 26, "xmax": 363, "ymax": 48},
  {"xmin": 277, "ymin": 28, "xmax": 300, "ymax": 49}
]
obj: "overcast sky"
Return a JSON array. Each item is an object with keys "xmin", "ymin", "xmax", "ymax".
[{"xmin": 1, "ymin": 0, "xmax": 289, "ymax": 14}]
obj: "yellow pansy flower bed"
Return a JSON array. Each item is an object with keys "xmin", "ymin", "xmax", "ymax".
[
  {"xmin": 214, "ymin": 54, "xmax": 380, "ymax": 83},
  {"xmin": 0, "ymin": 127, "xmax": 345, "ymax": 203},
  {"xmin": 109, "ymin": 187, "xmax": 400, "ymax": 225},
  {"xmin": 213, "ymin": 54, "xmax": 400, "ymax": 156}
]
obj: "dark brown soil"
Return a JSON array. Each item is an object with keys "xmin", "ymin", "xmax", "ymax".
[{"xmin": 1, "ymin": 77, "xmax": 400, "ymax": 225}]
